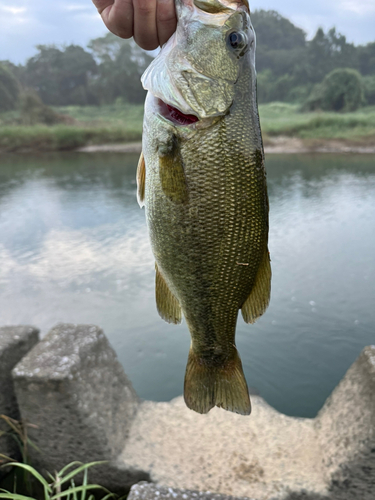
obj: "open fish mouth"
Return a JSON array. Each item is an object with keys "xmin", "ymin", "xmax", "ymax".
[{"xmin": 158, "ymin": 99, "xmax": 199, "ymax": 126}]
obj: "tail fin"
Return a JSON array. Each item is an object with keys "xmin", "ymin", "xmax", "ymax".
[{"xmin": 184, "ymin": 348, "xmax": 251, "ymax": 415}]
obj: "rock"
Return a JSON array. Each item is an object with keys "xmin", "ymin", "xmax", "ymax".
[
  {"xmin": 12, "ymin": 323, "xmax": 148, "ymax": 491},
  {"xmin": 120, "ymin": 396, "xmax": 328, "ymax": 500},
  {"xmin": 315, "ymin": 345, "xmax": 375, "ymax": 500},
  {"xmin": 127, "ymin": 482, "xmax": 331, "ymax": 500},
  {"xmin": 128, "ymin": 482, "xmax": 256, "ymax": 500},
  {"xmin": 0, "ymin": 325, "xmax": 39, "ymax": 462}
]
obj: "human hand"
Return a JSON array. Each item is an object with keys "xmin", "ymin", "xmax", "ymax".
[{"xmin": 92, "ymin": 0, "xmax": 177, "ymax": 50}]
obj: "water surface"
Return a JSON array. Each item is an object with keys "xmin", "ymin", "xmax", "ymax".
[{"xmin": 0, "ymin": 152, "xmax": 374, "ymax": 417}]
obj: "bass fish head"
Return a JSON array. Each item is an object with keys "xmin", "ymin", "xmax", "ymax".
[{"xmin": 141, "ymin": 0, "xmax": 255, "ymax": 128}]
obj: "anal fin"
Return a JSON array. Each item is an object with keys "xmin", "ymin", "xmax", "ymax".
[
  {"xmin": 155, "ymin": 263, "xmax": 182, "ymax": 324},
  {"xmin": 241, "ymin": 247, "xmax": 271, "ymax": 324},
  {"xmin": 136, "ymin": 151, "xmax": 146, "ymax": 208}
]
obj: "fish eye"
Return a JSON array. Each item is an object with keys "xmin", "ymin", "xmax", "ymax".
[{"xmin": 227, "ymin": 31, "xmax": 246, "ymax": 50}]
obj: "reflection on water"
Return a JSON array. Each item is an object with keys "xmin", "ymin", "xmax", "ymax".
[{"xmin": 0, "ymin": 152, "xmax": 374, "ymax": 417}]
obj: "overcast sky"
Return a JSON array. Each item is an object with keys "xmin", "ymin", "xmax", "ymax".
[{"xmin": 1, "ymin": 0, "xmax": 375, "ymax": 64}]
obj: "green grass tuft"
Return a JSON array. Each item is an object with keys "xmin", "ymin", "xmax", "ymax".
[{"xmin": 0, "ymin": 461, "xmax": 121, "ymax": 500}]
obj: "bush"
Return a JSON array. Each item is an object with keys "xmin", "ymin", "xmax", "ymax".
[
  {"xmin": 257, "ymin": 70, "xmax": 311, "ymax": 104},
  {"xmin": 304, "ymin": 68, "xmax": 364, "ymax": 112},
  {"xmin": 286, "ymin": 85, "xmax": 311, "ymax": 104},
  {"xmin": 363, "ymin": 75, "xmax": 375, "ymax": 105},
  {"xmin": 19, "ymin": 90, "xmax": 68, "ymax": 125},
  {"xmin": 0, "ymin": 63, "xmax": 20, "ymax": 111}
]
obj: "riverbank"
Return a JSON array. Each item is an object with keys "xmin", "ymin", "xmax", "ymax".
[
  {"xmin": 0, "ymin": 102, "xmax": 374, "ymax": 153},
  {"xmin": 77, "ymin": 136, "xmax": 375, "ymax": 154}
]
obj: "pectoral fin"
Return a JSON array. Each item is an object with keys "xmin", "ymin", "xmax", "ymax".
[
  {"xmin": 241, "ymin": 247, "xmax": 271, "ymax": 324},
  {"xmin": 159, "ymin": 141, "xmax": 188, "ymax": 204},
  {"xmin": 155, "ymin": 263, "xmax": 182, "ymax": 324},
  {"xmin": 136, "ymin": 151, "xmax": 146, "ymax": 208}
]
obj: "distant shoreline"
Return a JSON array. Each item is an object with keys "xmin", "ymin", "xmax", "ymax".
[
  {"xmin": 2, "ymin": 102, "xmax": 375, "ymax": 155},
  {"xmin": 76, "ymin": 137, "xmax": 375, "ymax": 155}
]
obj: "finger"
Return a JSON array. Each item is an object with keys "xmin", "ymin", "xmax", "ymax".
[
  {"xmin": 92, "ymin": 0, "xmax": 114, "ymax": 14},
  {"xmin": 93, "ymin": 0, "xmax": 134, "ymax": 39},
  {"xmin": 133, "ymin": 0, "xmax": 159, "ymax": 50},
  {"xmin": 157, "ymin": 0, "xmax": 177, "ymax": 47}
]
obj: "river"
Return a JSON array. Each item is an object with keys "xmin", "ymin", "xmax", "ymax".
[{"xmin": 0, "ymin": 152, "xmax": 374, "ymax": 417}]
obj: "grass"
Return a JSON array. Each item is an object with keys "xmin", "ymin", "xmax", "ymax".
[
  {"xmin": 0, "ymin": 103, "xmax": 143, "ymax": 152},
  {"xmin": 0, "ymin": 461, "xmax": 119, "ymax": 500},
  {"xmin": 0, "ymin": 415, "xmax": 124, "ymax": 500},
  {"xmin": 0, "ymin": 101, "xmax": 375, "ymax": 153},
  {"xmin": 53, "ymin": 103, "xmax": 144, "ymax": 127},
  {"xmin": 259, "ymin": 102, "xmax": 375, "ymax": 142},
  {"xmin": 0, "ymin": 124, "xmax": 142, "ymax": 152}
]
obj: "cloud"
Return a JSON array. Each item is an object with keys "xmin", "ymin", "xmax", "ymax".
[
  {"xmin": 65, "ymin": 4, "xmax": 93, "ymax": 11},
  {"xmin": 0, "ymin": 0, "xmax": 105, "ymax": 63},
  {"xmin": 340, "ymin": 0, "xmax": 375, "ymax": 15},
  {"xmin": 26, "ymin": 227, "xmax": 153, "ymax": 282},
  {"xmin": 0, "ymin": 226, "xmax": 153, "ymax": 288},
  {"xmin": 1, "ymin": 6, "xmax": 27, "ymax": 15}
]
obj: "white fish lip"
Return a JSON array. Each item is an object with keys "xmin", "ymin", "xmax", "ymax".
[{"xmin": 141, "ymin": 36, "xmax": 198, "ymax": 118}]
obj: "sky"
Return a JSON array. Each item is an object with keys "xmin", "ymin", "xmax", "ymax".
[{"xmin": 0, "ymin": 0, "xmax": 375, "ymax": 64}]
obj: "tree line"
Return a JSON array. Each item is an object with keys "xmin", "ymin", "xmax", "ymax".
[
  {"xmin": 0, "ymin": 33, "xmax": 153, "ymax": 112},
  {"xmin": 254, "ymin": 11, "xmax": 375, "ymax": 107},
  {"xmin": 1, "ymin": 9, "xmax": 375, "ymax": 113}
]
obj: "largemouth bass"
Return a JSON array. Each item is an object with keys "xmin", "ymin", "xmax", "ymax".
[{"xmin": 137, "ymin": 0, "xmax": 271, "ymax": 415}]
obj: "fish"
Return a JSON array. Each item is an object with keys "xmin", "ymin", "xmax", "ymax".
[{"xmin": 137, "ymin": 0, "xmax": 271, "ymax": 415}]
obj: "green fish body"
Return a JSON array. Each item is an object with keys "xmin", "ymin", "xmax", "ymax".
[{"xmin": 137, "ymin": 0, "xmax": 271, "ymax": 415}]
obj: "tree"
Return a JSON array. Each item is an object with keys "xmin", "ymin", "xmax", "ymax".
[
  {"xmin": 0, "ymin": 63, "xmax": 20, "ymax": 111},
  {"xmin": 0, "ymin": 60, "xmax": 26, "ymax": 87},
  {"xmin": 252, "ymin": 10, "xmax": 306, "ymax": 51},
  {"xmin": 304, "ymin": 68, "xmax": 364, "ymax": 112},
  {"xmin": 88, "ymin": 33, "xmax": 153, "ymax": 104},
  {"xmin": 357, "ymin": 42, "xmax": 375, "ymax": 76},
  {"xmin": 252, "ymin": 10, "xmax": 307, "ymax": 80},
  {"xmin": 305, "ymin": 28, "xmax": 357, "ymax": 84},
  {"xmin": 25, "ymin": 45, "xmax": 97, "ymax": 105}
]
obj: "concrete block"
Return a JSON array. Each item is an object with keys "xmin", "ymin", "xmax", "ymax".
[
  {"xmin": 0, "ymin": 326, "xmax": 39, "ymax": 461},
  {"xmin": 128, "ymin": 482, "xmax": 256, "ymax": 500},
  {"xmin": 316, "ymin": 345, "xmax": 375, "ymax": 499},
  {"xmin": 121, "ymin": 397, "xmax": 328, "ymax": 500},
  {"xmin": 12, "ymin": 323, "xmax": 147, "ymax": 490},
  {"xmin": 127, "ymin": 482, "xmax": 330, "ymax": 500}
]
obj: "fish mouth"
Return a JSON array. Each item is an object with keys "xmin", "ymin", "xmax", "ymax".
[{"xmin": 158, "ymin": 99, "xmax": 199, "ymax": 126}]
